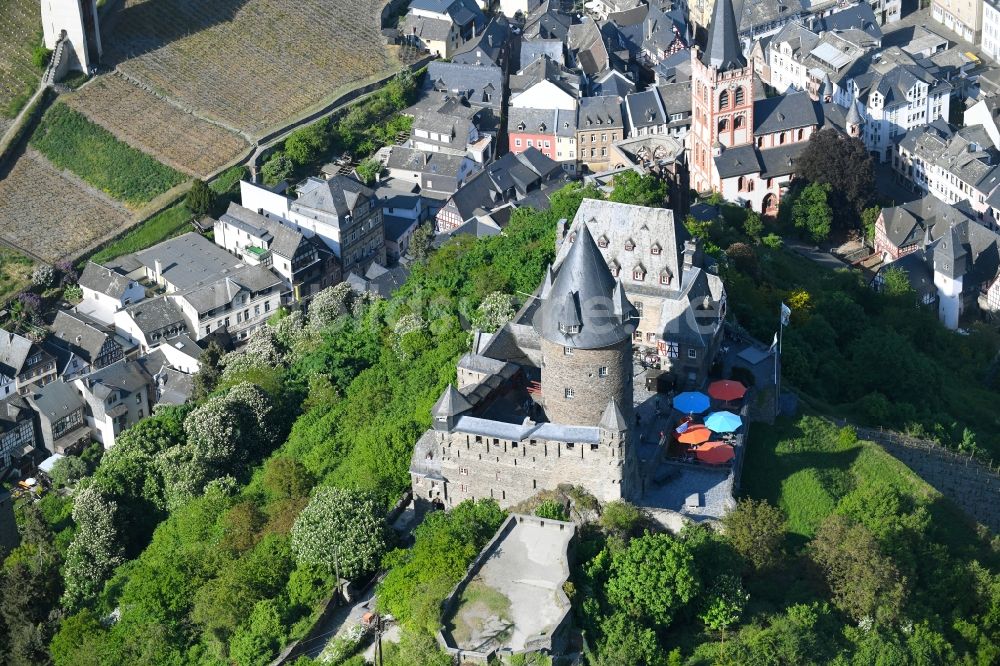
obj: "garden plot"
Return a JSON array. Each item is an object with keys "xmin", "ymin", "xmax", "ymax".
[
  {"xmin": 104, "ymin": 0, "xmax": 395, "ymax": 138},
  {"xmin": 63, "ymin": 75, "xmax": 251, "ymax": 177},
  {"xmin": 0, "ymin": 0, "xmax": 42, "ymax": 119},
  {"xmin": 0, "ymin": 150, "xmax": 133, "ymax": 263}
]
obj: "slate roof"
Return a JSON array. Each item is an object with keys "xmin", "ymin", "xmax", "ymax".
[
  {"xmin": 753, "ymin": 91, "xmax": 820, "ymax": 135},
  {"xmin": 899, "ymin": 121, "xmax": 1000, "ymax": 190},
  {"xmin": 293, "ymin": 175, "xmax": 374, "ymax": 220},
  {"xmin": 809, "ymin": 2, "xmax": 882, "ymax": 41},
  {"xmin": 534, "ymin": 223, "xmax": 637, "ymax": 349},
  {"xmin": 510, "ymin": 107, "xmax": 558, "ymax": 134},
  {"xmin": 433, "ymin": 384, "xmax": 473, "ymax": 417},
  {"xmin": 79, "ymin": 359, "xmax": 149, "ymax": 403},
  {"xmin": 122, "ymin": 297, "xmax": 187, "ymax": 337},
  {"xmin": 49, "ymin": 310, "xmax": 110, "ymax": 363},
  {"xmin": 0, "ymin": 330, "xmax": 32, "ymax": 379},
  {"xmin": 427, "ymin": 62, "xmax": 504, "ymax": 109},
  {"xmin": 30, "ymin": 379, "xmax": 83, "ymax": 422},
  {"xmin": 738, "ymin": 0, "xmax": 804, "ymax": 34},
  {"xmin": 657, "ymin": 80, "xmax": 692, "ymax": 117},
  {"xmin": 625, "ymin": 88, "xmax": 666, "ymax": 129},
  {"xmin": 591, "ymin": 69, "xmax": 636, "ymax": 98},
  {"xmin": 220, "ymin": 203, "xmax": 305, "ymax": 259},
  {"xmin": 181, "ymin": 267, "xmax": 281, "ymax": 315},
  {"xmin": 453, "ymin": 15, "xmax": 511, "ymax": 66},
  {"xmin": 520, "ymin": 39, "xmax": 565, "ymax": 69},
  {"xmin": 510, "ymin": 56, "xmax": 582, "ymax": 97},
  {"xmin": 578, "ymin": 96, "xmax": 624, "ymax": 130},
  {"xmin": 134, "ymin": 232, "xmax": 244, "ymax": 291},
  {"xmin": 758, "ymin": 142, "xmax": 809, "ymax": 179},
  {"xmin": 703, "ymin": 0, "xmax": 746, "ymax": 71},
  {"xmin": 386, "ymin": 146, "xmax": 469, "ymax": 178},
  {"xmin": 879, "ymin": 195, "xmax": 972, "ymax": 250},
  {"xmin": 523, "ymin": 0, "xmax": 572, "ymax": 40},
  {"xmin": 714, "ymin": 144, "xmax": 762, "ymax": 179},
  {"xmin": 401, "ymin": 14, "xmax": 453, "ymax": 42},
  {"xmin": 79, "ymin": 262, "xmax": 134, "ymax": 298}
]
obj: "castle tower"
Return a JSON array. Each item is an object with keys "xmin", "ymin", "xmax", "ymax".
[
  {"xmin": 845, "ymin": 95, "xmax": 864, "ymax": 139},
  {"xmin": 689, "ymin": 0, "xmax": 753, "ymax": 194},
  {"xmin": 41, "ymin": 0, "xmax": 102, "ymax": 74},
  {"xmin": 533, "ymin": 225, "xmax": 638, "ymax": 427},
  {"xmin": 933, "ymin": 225, "xmax": 968, "ymax": 330}
]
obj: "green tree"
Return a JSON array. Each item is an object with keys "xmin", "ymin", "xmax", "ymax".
[
  {"xmin": 599, "ymin": 500, "xmax": 646, "ymax": 539},
  {"xmin": 606, "ymin": 532, "xmax": 700, "ymax": 626},
  {"xmin": 355, "ymin": 157, "xmax": 381, "ymax": 185},
  {"xmin": 228, "ymin": 599, "xmax": 286, "ymax": 666},
  {"xmin": 797, "ymin": 128, "xmax": 875, "ymax": 218},
  {"xmin": 534, "ymin": 499, "xmax": 568, "ymax": 521},
  {"xmin": 262, "ymin": 456, "xmax": 315, "ymax": 501},
  {"xmin": 593, "ymin": 612, "xmax": 667, "ymax": 666},
  {"xmin": 472, "ymin": 291, "xmax": 515, "ymax": 332},
  {"xmin": 861, "ymin": 206, "xmax": 881, "ymax": 244},
  {"xmin": 50, "ymin": 609, "xmax": 106, "ymax": 666},
  {"xmin": 192, "ymin": 340, "xmax": 225, "ymax": 400},
  {"xmin": 698, "ymin": 574, "xmax": 748, "ymax": 636},
  {"xmin": 743, "ymin": 210, "xmax": 764, "ymax": 242},
  {"xmin": 809, "ymin": 514, "xmax": 907, "ymax": 624},
  {"xmin": 792, "ymin": 182, "xmax": 832, "ymax": 244},
  {"xmin": 720, "ymin": 498, "xmax": 786, "ymax": 572},
  {"xmin": 608, "ymin": 171, "xmax": 667, "ymax": 207},
  {"xmin": 880, "ymin": 265, "xmax": 914, "ymax": 299},
  {"xmin": 185, "ymin": 178, "xmax": 216, "ymax": 216},
  {"xmin": 62, "ymin": 487, "xmax": 125, "ymax": 610},
  {"xmin": 290, "ymin": 486, "xmax": 387, "ymax": 580},
  {"xmin": 408, "ymin": 222, "xmax": 434, "ymax": 261},
  {"xmin": 284, "ymin": 121, "xmax": 329, "ymax": 166},
  {"xmin": 48, "ymin": 454, "xmax": 88, "ymax": 488},
  {"xmin": 261, "ymin": 152, "xmax": 293, "ymax": 186}
]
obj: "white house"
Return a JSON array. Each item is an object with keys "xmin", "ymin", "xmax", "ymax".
[
  {"xmin": 499, "ymin": 0, "xmax": 541, "ymax": 18},
  {"xmin": 73, "ymin": 359, "xmax": 150, "ymax": 449},
  {"xmin": 76, "ymin": 261, "xmax": 145, "ymax": 326}
]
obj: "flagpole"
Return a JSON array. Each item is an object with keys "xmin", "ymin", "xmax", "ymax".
[{"xmin": 776, "ymin": 317, "xmax": 782, "ymax": 417}]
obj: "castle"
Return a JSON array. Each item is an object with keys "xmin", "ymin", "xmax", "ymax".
[
  {"xmin": 410, "ymin": 223, "xmax": 641, "ymax": 510},
  {"xmin": 410, "ymin": 198, "xmax": 727, "ymax": 511}
]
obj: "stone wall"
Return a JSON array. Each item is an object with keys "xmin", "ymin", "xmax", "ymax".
[
  {"xmin": 439, "ymin": 428, "xmax": 632, "ymax": 508},
  {"xmin": 539, "ymin": 337, "xmax": 632, "ymax": 426}
]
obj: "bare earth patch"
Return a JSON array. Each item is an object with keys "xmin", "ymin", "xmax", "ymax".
[
  {"xmin": 63, "ymin": 75, "xmax": 251, "ymax": 178},
  {"xmin": 0, "ymin": 150, "xmax": 133, "ymax": 262}
]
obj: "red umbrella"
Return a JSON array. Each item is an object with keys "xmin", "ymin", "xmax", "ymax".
[
  {"xmin": 694, "ymin": 442, "xmax": 735, "ymax": 464},
  {"xmin": 708, "ymin": 380, "xmax": 747, "ymax": 402},
  {"xmin": 677, "ymin": 426, "xmax": 712, "ymax": 445}
]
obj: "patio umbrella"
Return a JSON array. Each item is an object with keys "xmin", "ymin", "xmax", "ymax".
[
  {"xmin": 708, "ymin": 380, "xmax": 747, "ymax": 402},
  {"xmin": 694, "ymin": 442, "xmax": 735, "ymax": 464},
  {"xmin": 673, "ymin": 391, "xmax": 710, "ymax": 414},
  {"xmin": 677, "ymin": 426, "xmax": 712, "ymax": 445},
  {"xmin": 705, "ymin": 410, "xmax": 743, "ymax": 433}
]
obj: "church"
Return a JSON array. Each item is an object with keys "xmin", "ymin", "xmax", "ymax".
[{"xmin": 688, "ymin": 0, "xmax": 822, "ymax": 215}]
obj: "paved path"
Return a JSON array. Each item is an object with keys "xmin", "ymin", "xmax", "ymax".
[{"xmin": 784, "ymin": 240, "xmax": 851, "ymax": 270}]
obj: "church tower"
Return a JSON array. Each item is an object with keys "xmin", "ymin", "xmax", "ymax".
[
  {"xmin": 533, "ymin": 224, "xmax": 638, "ymax": 427},
  {"xmin": 41, "ymin": 0, "xmax": 102, "ymax": 74},
  {"xmin": 689, "ymin": 0, "xmax": 753, "ymax": 193}
]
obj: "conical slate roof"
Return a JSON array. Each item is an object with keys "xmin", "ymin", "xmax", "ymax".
[
  {"xmin": 845, "ymin": 98, "xmax": 863, "ymax": 126},
  {"xmin": 933, "ymin": 224, "xmax": 969, "ymax": 280},
  {"xmin": 533, "ymin": 225, "xmax": 638, "ymax": 349},
  {"xmin": 598, "ymin": 399, "xmax": 628, "ymax": 432},
  {"xmin": 701, "ymin": 0, "xmax": 746, "ymax": 72},
  {"xmin": 432, "ymin": 384, "xmax": 472, "ymax": 418}
]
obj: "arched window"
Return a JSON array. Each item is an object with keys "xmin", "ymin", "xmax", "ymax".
[
  {"xmin": 719, "ymin": 90, "xmax": 730, "ymax": 110},
  {"xmin": 734, "ymin": 115, "xmax": 745, "ymax": 129},
  {"xmin": 734, "ymin": 87, "xmax": 745, "ymax": 106},
  {"xmin": 738, "ymin": 176, "xmax": 746, "ymax": 191},
  {"xmin": 779, "ymin": 132, "xmax": 787, "ymax": 145},
  {"xmin": 797, "ymin": 128, "xmax": 805, "ymax": 141},
  {"xmin": 718, "ymin": 118, "xmax": 729, "ymax": 132}
]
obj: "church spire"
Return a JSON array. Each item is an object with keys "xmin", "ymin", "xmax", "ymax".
[{"xmin": 701, "ymin": 0, "xmax": 746, "ymax": 72}]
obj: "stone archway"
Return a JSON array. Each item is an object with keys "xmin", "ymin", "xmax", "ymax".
[{"xmin": 762, "ymin": 193, "xmax": 778, "ymax": 217}]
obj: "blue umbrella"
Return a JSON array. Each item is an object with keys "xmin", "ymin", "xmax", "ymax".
[
  {"xmin": 705, "ymin": 410, "xmax": 743, "ymax": 433},
  {"xmin": 673, "ymin": 391, "xmax": 710, "ymax": 414}
]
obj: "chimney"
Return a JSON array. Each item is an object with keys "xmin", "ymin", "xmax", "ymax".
[
  {"xmin": 556, "ymin": 218, "xmax": 568, "ymax": 243},
  {"xmin": 683, "ymin": 239, "xmax": 701, "ymax": 268},
  {"xmin": 154, "ymin": 259, "xmax": 163, "ymax": 280}
]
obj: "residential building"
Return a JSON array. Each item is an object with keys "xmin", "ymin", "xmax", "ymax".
[
  {"xmin": 577, "ymin": 96, "xmax": 625, "ymax": 173},
  {"xmin": 509, "ymin": 107, "xmax": 560, "ymax": 161},
  {"xmin": 214, "ymin": 203, "xmax": 340, "ymax": 303},
  {"xmin": 873, "ymin": 194, "xmax": 975, "ymax": 261},
  {"xmin": 407, "ymin": 92, "xmax": 499, "ymax": 164},
  {"xmin": 410, "ymin": 224, "xmax": 641, "ymax": 511},
  {"xmin": 984, "ymin": 0, "xmax": 1000, "ymax": 63},
  {"xmin": 931, "ymin": 0, "xmax": 982, "ymax": 43},
  {"xmin": 832, "ymin": 47, "xmax": 951, "ymax": 162},
  {"xmin": 519, "ymin": 39, "xmax": 566, "ymax": 69},
  {"xmin": 894, "ymin": 120, "xmax": 1000, "ymax": 213},
  {"xmin": 657, "ymin": 81, "xmax": 693, "ymax": 138},
  {"xmin": 522, "ymin": 1, "xmax": 573, "ymax": 41},
  {"xmin": 499, "ymin": 0, "xmax": 542, "ymax": 19},
  {"xmin": 0, "ymin": 396, "xmax": 37, "ymax": 473},
  {"xmin": 0, "ymin": 330, "xmax": 57, "ymax": 397},
  {"xmin": 48, "ymin": 310, "xmax": 132, "ymax": 381},
  {"xmin": 425, "ymin": 62, "xmax": 504, "ymax": 115},
  {"xmin": 377, "ymin": 181, "xmax": 425, "ymax": 262},
  {"xmin": 964, "ymin": 94, "xmax": 1000, "ymax": 149},
  {"xmin": 27, "ymin": 380, "xmax": 89, "ymax": 455},
  {"xmin": 436, "ymin": 149, "xmax": 566, "ymax": 231},
  {"xmin": 114, "ymin": 297, "xmax": 191, "ymax": 353},
  {"xmin": 509, "ymin": 56, "xmax": 583, "ymax": 111},
  {"xmin": 591, "ymin": 68, "xmax": 637, "ymax": 98},
  {"xmin": 452, "ymin": 15, "xmax": 515, "ymax": 71},
  {"xmin": 401, "ymin": 0, "xmax": 486, "ymax": 58},
  {"xmin": 73, "ymin": 359, "xmax": 151, "ymax": 448},
  {"xmin": 689, "ymin": 0, "xmax": 821, "ymax": 214},
  {"xmin": 556, "ymin": 200, "xmax": 726, "ymax": 385},
  {"xmin": 625, "ymin": 88, "xmax": 670, "ymax": 137},
  {"xmin": 76, "ymin": 261, "xmax": 145, "ymax": 326},
  {"xmin": 766, "ymin": 21, "xmax": 877, "ymax": 97},
  {"xmin": 240, "ymin": 175, "xmax": 385, "ymax": 275}
]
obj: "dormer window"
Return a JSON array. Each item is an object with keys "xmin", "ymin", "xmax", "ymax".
[
  {"xmin": 558, "ymin": 323, "xmax": 581, "ymax": 334},
  {"xmin": 651, "ymin": 243, "xmax": 661, "ymax": 255},
  {"xmin": 608, "ymin": 260, "xmax": 620, "ymax": 277},
  {"xmin": 625, "ymin": 239, "xmax": 635, "ymax": 251},
  {"xmin": 517, "ymin": 122, "xmax": 526, "ymax": 131},
  {"xmin": 633, "ymin": 264, "xmax": 646, "ymax": 281},
  {"xmin": 598, "ymin": 235, "xmax": 609, "ymax": 248},
  {"xmin": 660, "ymin": 270, "xmax": 672, "ymax": 285}
]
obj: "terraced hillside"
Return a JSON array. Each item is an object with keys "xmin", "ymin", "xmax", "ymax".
[
  {"xmin": 0, "ymin": 0, "xmax": 43, "ymax": 132},
  {"xmin": 0, "ymin": 150, "xmax": 133, "ymax": 263},
  {"xmin": 104, "ymin": 0, "xmax": 395, "ymax": 138},
  {"xmin": 63, "ymin": 74, "xmax": 252, "ymax": 177}
]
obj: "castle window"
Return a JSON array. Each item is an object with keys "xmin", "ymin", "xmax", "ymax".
[
  {"xmin": 719, "ymin": 90, "xmax": 730, "ymax": 109},
  {"xmin": 734, "ymin": 115, "xmax": 745, "ymax": 129},
  {"xmin": 565, "ymin": 387, "xmax": 575, "ymax": 399},
  {"xmin": 599, "ymin": 366, "xmax": 608, "ymax": 377},
  {"xmin": 475, "ymin": 435, "xmax": 482, "ymax": 443},
  {"xmin": 511, "ymin": 441, "xmax": 518, "ymax": 448},
  {"xmin": 564, "ymin": 346, "xmax": 573, "ymax": 356},
  {"xmin": 460, "ymin": 467, "xmax": 469, "ymax": 475},
  {"xmin": 591, "ymin": 443, "xmax": 600, "ymax": 451},
  {"xmin": 646, "ymin": 332, "xmax": 656, "ymax": 342},
  {"xmin": 651, "ymin": 243, "xmax": 661, "ymax": 255},
  {"xmin": 565, "ymin": 442, "xmax": 575, "ymax": 450},
  {"xmin": 735, "ymin": 87, "xmax": 746, "ymax": 106},
  {"xmin": 718, "ymin": 118, "xmax": 729, "ymax": 132},
  {"xmin": 633, "ymin": 330, "xmax": 642, "ymax": 341},
  {"xmin": 633, "ymin": 265, "xmax": 646, "ymax": 281}
]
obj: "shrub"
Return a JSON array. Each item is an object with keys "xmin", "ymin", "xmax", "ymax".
[
  {"xmin": 185, "ymin": 178, "xmax": 216, "ymax": 216},
  {"xmin": 534, "ymin": 499, "xmax": 569, "ymax": 521}
]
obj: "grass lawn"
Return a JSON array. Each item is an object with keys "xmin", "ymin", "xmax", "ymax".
[
  {"xmin": 0, "ymin": 246, "xmax": 34, "ymax": 303},
  {"xmin": 30, "ymin": 102, "xmax": 185, "ymax": 207},
  {"xmin": 89, "ymin": 203, "xmax": 192, "ymax": 265},
  {"xmin": 210, "ymin": 165, "xmax": 247, "ymax": 195}
]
